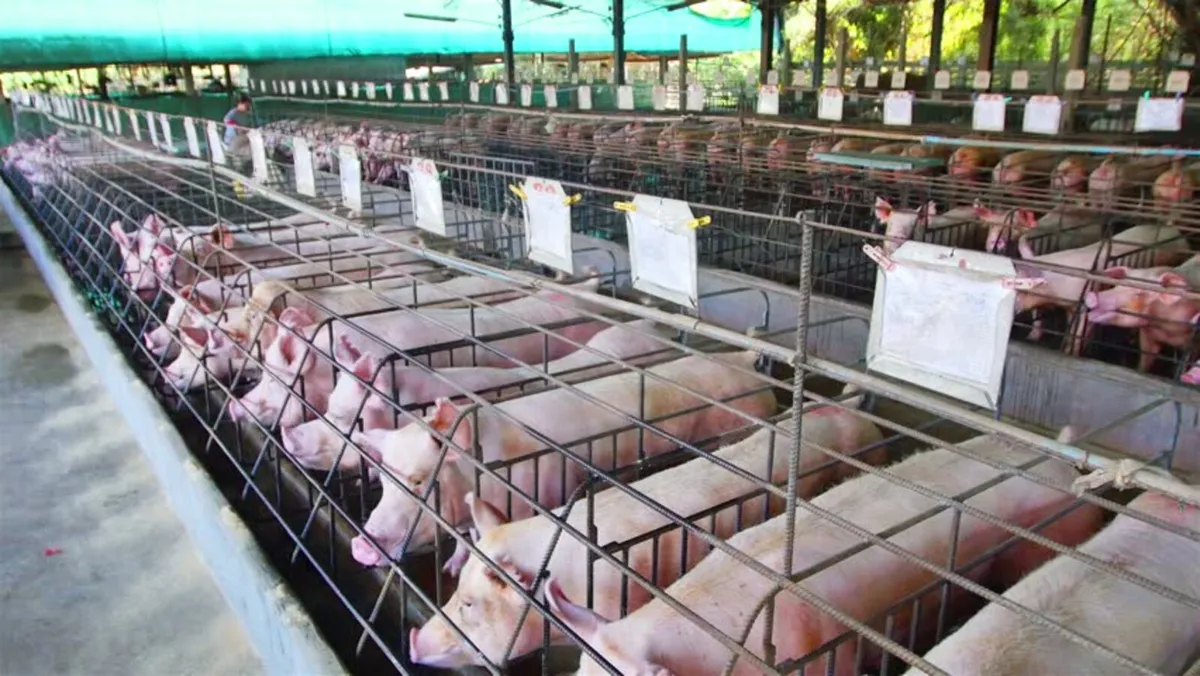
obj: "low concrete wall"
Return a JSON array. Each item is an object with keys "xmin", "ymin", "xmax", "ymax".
[{"xmin": 1, "ymin": 182, "xmax": 347, "ymax": 676}]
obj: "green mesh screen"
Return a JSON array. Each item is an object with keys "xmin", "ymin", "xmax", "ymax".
[{"xmin": 1, "ymin": 0, "xmax": 759, "ymax": 69}]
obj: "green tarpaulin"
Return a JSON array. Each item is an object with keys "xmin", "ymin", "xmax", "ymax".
[{"xmin": 1, "ymin": 0, "xmax": 760, "ymax": 69}]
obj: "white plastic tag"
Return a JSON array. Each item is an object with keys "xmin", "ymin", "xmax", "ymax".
[
  {"xmin": 1108, "ymin": 69, "xmax": 1131, "ymax": 92},
  {"xmin": 323, "ymin": 81, "xmax": 330, "ymax": 95},
  {"xmin": 301, "ymin": 80, "xmax": 309, "ymax": 95},
  {"xmin": 385, "ymin": 83, "xmax": 394, "ymax": 100},
  {"xmin": 521, "ymin": 84, "xmax": 533, "ymax": 107},
  {"xmin": 351, "ymin": 82, "xmax": 360, "ymax": 98},
  {"xmin": 1183, "ymin": 53, "xmax": 1197, "ymax": 66},
  {"xmin": 158, "ymin": 113, "xmax": 173, "ymax": 149},
  {"xmin": 578, "ymin": 85, "xmax": 592, "ymax": 109},
  {"xmin": 112, "ymin": 106, "xmax": 121, "ymax": 134},
  {"xmin": 652, "ymin": 84, "xmax": 666, "ymax": 111},
  {"xmin": 545, "ymin": 85, "xmax": 559, "ymax": 108},
  {"xmin": 891, "ymin": 70, "xmax": 907, "ymax": 89},
  {"xmin": 404, "ymin": 82, "xmax": 415, "ymax": 100},
  {"xmin": 1065, "ymin": 69, "xmax": 1086, "ymax": 91},
  {"xmin": 1166, "ymin": 70, "xmax": 1190, "ymax": 93},
  {"xmin": 865, "ymin": 70, "xmax": 880, "ymax": 88},
  {"xmin": 184, "ymin": 117, "xmax": 201, "ymax": 158},
  {"xmin": 757, "ymin": 84, "xmax": 780, "ymax": 115},
  {"xmin": 972, "ymin": 70, "xmax": 991, "ymax": 90},
  {"xmin": 293, "ymin": 136, "xmax": 316, "ymax": 197},
  {"xmin": 1134, "ymin": 98, "xmax": 1184, "ymax": 132},
  {"xmin": 1023, "ymin": 95, "xmax": 1062, "ymax": 135},
  {"xmin": 818, "ymin": 88, "xmax": 844, "ymax": 121},
  {"xmin": 934, "ymin": 70, "xmax": 951, "ymax": 89},
  {"xmin": 626, "ymin": 194, "xmax": 700, "ymax": 309},
  {"xmin": 418, "ymin": 83, "xmax": 430, "ymax": 101},
  {"xmin": 338, "ymin": 144, "xmax": 362, "ymax": 211},
  {"xmin": 249, "ymin": 129, "xmax": 268, "ymax": 182},
  {"xmin": 312, "ymin": 79, "xmax": 320, "ymax": 95},
  {"xmin": 1010, "ymin": 70, "xmax": 1030, "ymax": 90},
  {"xmin": 686, "ymin": 83, "xmax": 705, "ymax": 111},
  {"xmin": 496, "ymin": 84, "xmax": 510, "ymax": 105},
  {"xmin": 766, "ymin": 70, "xmax": 779, "ymax": 85},
  {"xmin": 469, "ymin": 82, "xmax": 480, "ymax": 102},
  {"xmin": 93, "ymin": 103, "xmax": 103, "ymax": 129},
  {"xmin": 438, "ymin": 82, "xmax": 449, "ymax": 100},
  {"xmin": 130, "ymin": 110, "xmax": 142, "ymax": 140},
  {"xmin": 206, "ymin": 121, "xmax": 225, "ymax": 165},
  {"xmin": 258, "ymin": 80, "xmax": 265, "ymax": 92},
  {"xmin": 287, "ymin": 81, "xmax": 296, "ymax": 95},
  {"xmin": 408, "ymin": 157, "xmax": 447, "ymax": 236},
  {"xmin": 883, "ymin": 91, "xmax": 914, "ymax": 126},
  {"xmin": 972, "ymin": 93, "xmax": 1006, "ymax": 131},
  {"xmin": 365, "ymin": 81, "xmax": 376, "ymax": 100},
  {"xmin": 521, "ymin": 177, "xmax": 574, "ymax": 274},
  {"xmin": 617, "ymin": 85, "xmax": 634, "ymax": 110},
  {"xmin": 337, "ymin": 81, "xmax": 347, "ymax": 98},
  {"xmin": 793, "ymin": 70, "xmax": 812, "ymax": 88}
]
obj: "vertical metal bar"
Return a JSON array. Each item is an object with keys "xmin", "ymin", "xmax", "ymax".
[
  {"xmin": 679, "ymin": 35, "xmax": 689, "ymax": 109},
  {"xmin": 759, "ymin": 0, "xmax": 775, "ymax": 84},
  {"xmin": 1096, "ymin": 15, "xmax": 1112, "ymax": 94},
  {"xmin": 659, "ymin": 55, "xmax": 669, "ymax": 85},
  {"xmin": 835, "ymin": 28, "xmax": 849, "ymax": 87},
  {"xmin": 814, "ymin": 0, "xmax": 827, "ymax": 87},
  {"xmin": 1069, "ymin": 0, "xmax": 1098, "ymax": 71},
  {"xmin": 568, "ymin": 40, "xmax": 578, "ymax": 79},
  {"xmin": 1049, "ymin": 29, "xmax": 1062, "ymax": 94},
  {"xmin": 502, "ymin": 0, "xmax": 516, "ymax": 85},
  {"xmin": 977, "ymin": 0, "xmax": 1002, "ymax": 74},
  {"xmin": 929, "ymin": 0, "xmax": 947, "ymax": 75},
  {"xmin": 898, "ymin": 22, "xmax": 908, "ymax": 70},
  {"xmin": 613, "ymin": 0, "xmax": 626, "ymax": 85}
]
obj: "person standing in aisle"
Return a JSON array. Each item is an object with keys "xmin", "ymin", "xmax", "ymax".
[{"xmin": 223, "ymin": 94, "xmax": 255, "ymax": 198}]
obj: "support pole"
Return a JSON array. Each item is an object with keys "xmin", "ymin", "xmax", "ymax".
[
  {"xmin": 898, "ymin": 22, "xmax": 908, "ymax": 70},
  {"xmin": 568, "ymin": 40, "xmax": 578, "ymax": 79},
  {"xmin": 1095, "ymin": 15, "xmax": 1111, "ymax": 93},
  {"xmin": 929, "ymin": 0, "xmax": 947, "ymax": 74},
  {"xmin": 183, "ymin": 65, "xmax": 196, "ymax": 96},
  {"xmin": 502, "ymin": 0, "xmax": 516, "ymax": 85},
  {"xmin": 223, "ymin": 63, "xmax": 233, "ymax": 105},
  {"xmin": 1048, "ymin": 28, "xmax": 1061, "ymax": 94},
  {"xmin": 976, "ymin": 0, "xmax": 1002, "ymax": 74},
  {"xmin": 679, "ymin": 34, "xmax": 689, "ymax": 110},
  {"xmin": 1068, "ymin": 0, "xmax": 1098, "ymax": 71},
  {"xmin": 813, "ymin": 0, "xmax": 827, "ymax": 87},
  {"xmin": 613, "ymin": 0, "xmax": 626, "ymax": 85},
  {"xmin": 464, "ymin": 53, "xmax": 475, "ymax": 81},
  {"xmin": 759, "ymin": 0, "xmax": 775, "ymax": 83},
  {"xmin": 835, "ymin": 28, "xmax": 849, "ymax": 87},
  {"xmin": 659, "ymin": 55, "xmax": 669, "ymax": 84}
]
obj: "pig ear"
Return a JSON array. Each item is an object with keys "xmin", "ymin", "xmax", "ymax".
[
  {"xmin": 110, "ymin": 222, "xmax": 131, "ymax": 250},
  {"xmin": 429, "ymin": 398, "xmax": 460, "ymax": 435},
  {"xmin": 279, "ymin": 306, "xmax": 315, "ymax": 329},
  {"xmin": 1017, "ymin": 209, "xmax": 1038, "ymax": 228},
  {"xmin": 179, "ymin": 325, "xmax": 208, "ymax": 346},
  {"xmin": 351, "ymin": 353, "xmax": 378, "ymax": 385},
  {"xmin": 1157, "ymin": 272, "xmax": 1189, "ymax": 304},
  {"xmin": 335, "ymin": 335, "xmax": 362, "ymax": 365},
  {"xmin": 466, "ymin": 492, "xmax": 509, "ymax": 536},
  {"xmin": 920, "ymin": 201, "xmax": 937, "ymax": 218},
  {"xmin": 1102, "ymin": 267, "xmax": 1131, "ymax": 280},
  {"xmin": 544, "ymin": 577, "xmax": 609, "ymax": 641},
  {"xmin": 873, "ymin": 197, "xmax": 892, "ymax": 223},
  {"xmin": 142, "ymin": 214, "xmax": 163, "ymax": 235}
]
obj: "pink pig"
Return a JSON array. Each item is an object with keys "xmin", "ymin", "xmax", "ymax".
[
  {"xmin": 410, "ymin": 386, "xmax": 884, "ymax": 669},
  {"xmin": 549, "ymin": 434, "xmax": 1101, "ymax": 676}
]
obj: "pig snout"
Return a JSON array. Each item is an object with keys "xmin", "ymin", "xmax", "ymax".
[
  {"xmin": 1181, "ymin": 364, "xmax": 1200, "ymax": 385},
  {"xmin": 350, "ymin": 525, "xmax": 395, "ymax": 567},
  {"xmin": 410, "ymin": 623, "xmax": 467, "ymax": 669},
  {"xmin": 144, "ymin": 326, "xmax": 177, "ymax": 358}
]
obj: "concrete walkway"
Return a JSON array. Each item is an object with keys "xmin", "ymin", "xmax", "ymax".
[{"xmin": 0, "ymin": 247, "xmax": 264, "ymax": 676}]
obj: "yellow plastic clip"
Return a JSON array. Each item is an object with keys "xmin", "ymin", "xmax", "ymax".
[
  {"xmin": 687, "ymin": 216, "xmax": 712, "ymax": 229},
  {"xmin": 562, "ymin": 194, "xmax": 582, "ymax": 207},
  {"xmin": 613, "ymin": 201, "xmax": 637, "ymax": 212},
  {"xmin": 508, "ymin": 184, "xmax": 528, "ymax": 200}
]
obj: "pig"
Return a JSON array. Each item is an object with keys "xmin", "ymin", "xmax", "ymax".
[
  {"xmin": 905, "ymin": 491, "xmax": 1200, "ymax": 676},
  {"xmin": 1088, "ymin": 156, "xmax": 1176, "ymax": 210},
  {"xmin": 549, "ymin": 434, "xmax": 1102, "ymax": 676},
  {"xmin": 874, "ymin": 199, "xmax": 1032, "ymax": 254},
  {"xmin": 410, "ymin": 385, "xmax": 885, "ymax": 669},
  {"xmin": 981, "ymin": 204, "xmax": 1102, "ymax": 256},
  {"xmin": 991, "ymin": 150, "xmax": 1061, "ymax": 193},
  {"xmin": 1152, "ymin": 161, "xmax": 1200, "ymax": 205},
  {"xmin": 227, "ymin": 278, "xmax": 607, "ymax": 429},
  {"xmin": 1050, "ymin": 155, "xmax": 1104, "ymax": 194},
  {"xmin": 947, "ymin": 146, "xmax": 1004, "ymax": 181},
  {"xmin": 1183, "ymin": 361, "xmax": 1200, "ymax": 385},
  {"xmin": 1012, "ymin": 224, "xmax": 1189, "ymax": 354},
  {"xmin": 144, "ymin": 280, "xmax": 246, "ymax": 359},
  {"xmin": 282, "ymin": 319, "xmax": 669, "ymax": 473},
  {"xmin": 349, "ymin": 351, "xmax": 778, "ymax": 566},
  {"xmin": 1084, "ymin": 255, "xmax": 1200, "ymax": 373}
]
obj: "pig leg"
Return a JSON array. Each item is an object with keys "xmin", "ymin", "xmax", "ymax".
[{"xmin": 1137, "ymin": 329, "xmax": 1163, "ymax": 373}]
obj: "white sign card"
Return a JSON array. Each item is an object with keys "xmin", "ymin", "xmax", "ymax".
[
  {"xmin": 93, "ymin": 103, "xmax": 103, "ymax": 129},
  {"xmin": 323, "ymin": 81, "xmax": 330, "ymax": 95},
  {"xmin": 496, "ymin": 84, "xmax": 510, "ymax": 105},
  {"xmin": 578, "ymin": 85, "xmax": 592, "ymax": 110},
  {"xmin": 1134, "ymin": 98, "xmax": 1184, "ymax": 132},
  {"xmin": 249, "ymin": 129, "xmax": 268, "ymax": 182},
  {"xmin": 418, "ymin": 83, "xmax": 430, "ymax": 101},
  {"xmin": 1183, "ymin": 53, "xmax": 1197, "ymax": 66},
  {"xmin": 288, "ymin": 81, "xmax": 297, "ymax": 95},
  {"xmin": 973, "ymin": 70, "xmax": 992, "ymax": 90},
  {"xmin": 259, "ymin": 79, "xmax": 266, "ymax": 92},
  {"xmin": 469, "ymin": 81, "xmax": 480, "ymax": 102},
  {"xmin": 891, "ymin": 70, "xmax": 907, "ymax": 89},
  {"xmin": 206, "ymin": 121, "xmax": 226, "ymax": 165},
  {"xmin": 301, "ymin": 80, "xmax": 308, "ymax": 95},
  {"xmin": 1023, "ymin": 96, "xmax": 1062, "ymax": 135},
  {"xmin": 112, "ymin": 106, "xmax": 122, "ymax": 134},
  {"xmin": 130, "ymin": 110, "xmax": 142, "ymax": 140},
  {"xmin": 337, "ymin": 80, "xmax": 347, "ymax": 98},
  {"xmin": 312, "ymin": 79, "xmax": 320, "ymax": 94},
  {"xmin": 385, "ymin": 83, "xmax": 394, "ymax": 100},
  {"xmin": 794, "ymin": 70, "xmax": 812, "ymax": 88},
  {"xmin": 545, "ymin": 85, "xmax": 559, "ymax": 108},
  {"xmin": 865, "ymin": 70, "xmax": 880, "ymax": 88},
  {"xmin": 1166, "ymin": 70, "xmax": 1190, "ymax": 93},
  {"xmin": 338, "ymin": 144, "xmax": 362, "ymax": 211},
  {"xmin": 1108, "ymin": 69, "xmax": 1131, "ymax": 92},
  {"xmin": 521, "ymin": 84, "xmax": 533, "ymax": 107},
  {"xmin": 158, "ymin": 113, "xmax": 173, "ymax": 149},
  {"xmin": 352, "ymin": 81, "xmax": 360, "ymax": 98},
  {"xmin": 766, "ymin": 70, "xmax": 779, "ymax": 85},
  {"xmin": 757, "ymin": 84, "xmax": 780, "ymax": 115},
  {"xmin": 183, "ymin": 117, "xmax": 201, "ymax": 157},
  {"xmin": 626, "ymin": 194, "xmax": 700, "ymax": 309},
  {"xmin": 1010, "ymin": 70, "xmax": 1030, "ymax": 90},
  {"xmin": 293, "ymin": 136, "xmax": 316, "ymax": 197},
  {"xmin": 972, "ymin": 93, "xmax": 1006, "ymax": 131},
  {"xmin": 652, "ymin": 85, "xmax": 667, "ymax": 111},
  {"xmin": 438, "ymin": 82, "xmax": 449, "ymax": 100},
  {"xmin": 617, "ymin": 85, "xmax": 635, "ymax": 110},
  {"xmin": 686, "ymin": 83, "xmax": 705, "ymax": 111},
  {"xmin": 1065, "ymin": 69, "xmax": 1086, "ymax": 91},
  {"xmin": 365, "ymin": 81, "xmax": 376, "ymax": 100},
  {"xmin": 404, "ymin": 82, "xmax": 415, "ymax": 100},
  {"xmin": 866, "ymin": 242, "xmax": 1017, "ymax": 409},
  {"xmin": 934, "ymin": 70, "xmax": 951, "ymax": 89},
  {"xmin": 883, "ymin": 91, "xmax": 914, "ymax": 126},
  {"xmin": 408, "ymin": 157, "xmax": 447, "ymax": 236},
  {"xmin": 521, "ymin": 177, "xmax": 574, "ymax": 273},
  {"xmin": 817, "ymin": 88, "xmax": 844, "ymax": 121}
]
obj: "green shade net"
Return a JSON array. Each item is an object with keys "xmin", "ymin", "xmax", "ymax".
[{"xmin": 1, "ymin": 0, "xmax": 760, "ymax": 69}]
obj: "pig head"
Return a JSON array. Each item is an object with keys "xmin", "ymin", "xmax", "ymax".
[
  {"xmin": 1085, "ymin": 263, "xmax": 1200, "ymax": 372},
  {"xmin": 227, "ymin": 307, "xmax": 330, "ymax": 429}
]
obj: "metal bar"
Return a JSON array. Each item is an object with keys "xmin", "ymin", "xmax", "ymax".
[
  {"xmin": 679, "ymin": 34, "xmax": 689, "ymax": 110},
  {"xmin": 613, "ymin": 0, "xmax": 626, "ymax": 86},
  {"xmin": 977, "ymin": 0, "xmax": 1003, "ymax": 74},
  {"xmin": 814, "ymin": 0, "xmax": 827, "ymax": 87},
  {"xmin": 759, "ymin": 0, "xmax": 775, "ymax": 84},
  {"xmin": 929, "ymin": 0, "xmax": 947, "ymax": 75},
  {"xmin": 502, "ymin": 0, "xmax": 516, "ymax": 85}
]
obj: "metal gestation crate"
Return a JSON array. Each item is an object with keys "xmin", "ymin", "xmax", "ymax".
[{"xmin": 3, "ymin": 102, "xmax": 1199, "ymax": 676}]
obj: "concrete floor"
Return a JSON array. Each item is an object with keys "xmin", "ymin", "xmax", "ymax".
[{"xmin": 0, "ymin": 247, "xmax": 264, "ymax": 676}]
